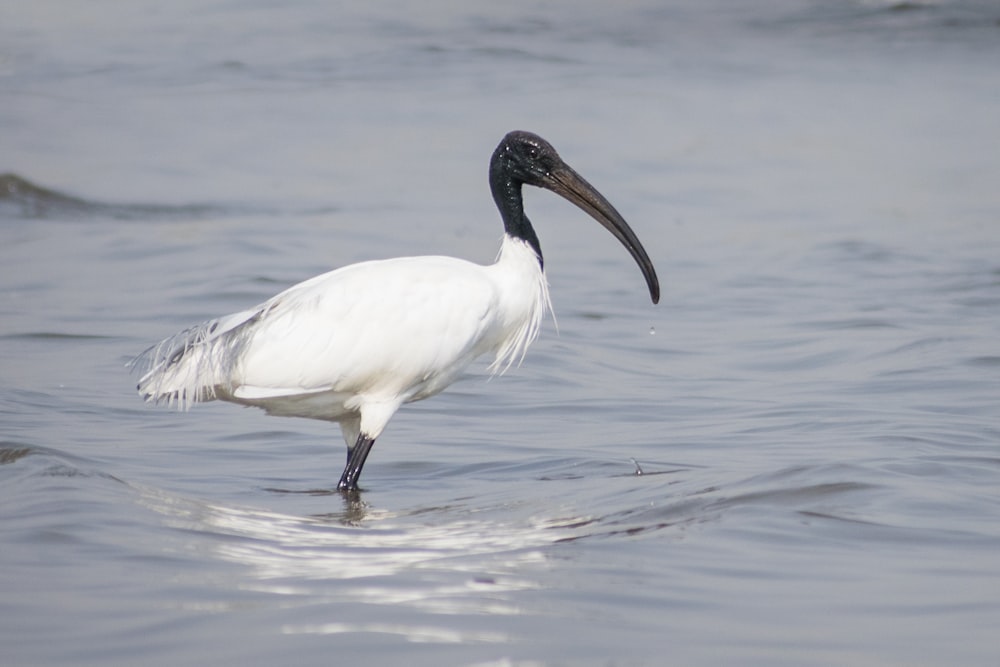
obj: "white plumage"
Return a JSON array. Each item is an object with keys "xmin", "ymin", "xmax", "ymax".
[
  {"xmin": 132, "ymin": 131, "xmax": 658, "ymax": 491},
  {"xmin": 135, "ymin": 236, "xmax": 549, "ymax": 436}
]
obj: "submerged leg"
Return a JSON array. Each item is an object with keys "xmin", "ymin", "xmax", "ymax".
[{"xmin": 338, "ymin": 433, "xmax": 375, "ymax": 491}]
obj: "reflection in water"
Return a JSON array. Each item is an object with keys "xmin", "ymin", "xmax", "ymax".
[
  {"xmin": 134, "ymin": 482, "xmax": 586, "ymax": 630},
  {"xmin": 280, "ymin": 622, "xmax": 512, "ymax": 643}
]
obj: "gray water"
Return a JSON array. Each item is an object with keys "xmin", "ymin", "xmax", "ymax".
[{"xmin": 3, "ymin": 1, "xmax": 1000, "ymax": 665}]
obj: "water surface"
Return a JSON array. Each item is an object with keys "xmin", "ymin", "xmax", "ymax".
[{"xmin": 2, "ymin": 1, "xmax": 1000, "ymax": 665}]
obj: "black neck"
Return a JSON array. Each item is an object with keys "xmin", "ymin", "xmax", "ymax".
[{"xmin": 489, "ymin": 158, "xmax": 543, "ymax": 268}]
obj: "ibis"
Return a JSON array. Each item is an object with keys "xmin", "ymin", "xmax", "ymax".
[{"xmin": 132, "ymin": 131, "xmax": 659, "ymax": 491}]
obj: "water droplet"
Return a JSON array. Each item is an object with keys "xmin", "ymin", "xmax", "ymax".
[{"xmin": 649, "ymin": 326, "xmax": 655, "ymax": 336}]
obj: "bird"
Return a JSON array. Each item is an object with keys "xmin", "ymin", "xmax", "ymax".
[{"xmin": 132, "ymin": 130, "xmax": 659, "ymax": 492}]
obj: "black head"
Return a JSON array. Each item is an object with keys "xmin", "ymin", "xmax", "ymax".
[
  {"xmin": 490, "ymin": 131, "xmax": 564, "ymax": 188},
  {"xmin": 489, "ymin": 130, "xmax": 660, "ymax": 304}
]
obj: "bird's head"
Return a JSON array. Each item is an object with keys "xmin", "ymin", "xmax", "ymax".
[
  {"xmin": 490, "ymin": 130, "xmax": 660, "ymax": 305},
  {"xmin": 491, "ymin": 131, "xmax": 564, "ymax": 188}
]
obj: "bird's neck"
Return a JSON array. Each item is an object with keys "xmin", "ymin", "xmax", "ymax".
[{"xmin": 489, "ymin": 168, "xmax": 543, "ymax": 268}]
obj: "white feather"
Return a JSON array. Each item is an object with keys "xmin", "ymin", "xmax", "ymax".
[{"xmin": 132, "ymin": 234, "xmax": 550, "ymax": 440}]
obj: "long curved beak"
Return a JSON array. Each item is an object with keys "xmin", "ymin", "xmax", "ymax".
[{"xmin": 543, "ymin": 163, "xmax": 660, "ymax": 304}]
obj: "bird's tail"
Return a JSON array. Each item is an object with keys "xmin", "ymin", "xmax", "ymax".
[{"xmin": 129, "ymin": 307, "xmax": 259, "ymax": 409}]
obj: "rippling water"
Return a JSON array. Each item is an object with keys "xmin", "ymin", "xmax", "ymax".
[{"xmin": 3, "ymin": 1, "xmax": 1000, "ymax": 665}]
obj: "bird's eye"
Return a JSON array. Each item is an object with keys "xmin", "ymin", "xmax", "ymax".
[{"xmin": 525, "ymin": 144, "xmax": 540, "ymax": 159}]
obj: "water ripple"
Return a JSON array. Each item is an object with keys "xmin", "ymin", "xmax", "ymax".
[{"xmin": 0, "ymin": 173, "xmax": 225, "ymax": 221}]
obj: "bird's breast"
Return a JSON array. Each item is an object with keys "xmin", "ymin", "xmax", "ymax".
[{"xmin": 482, "ymin": 235, "xmax": 552, "ymax": 374}]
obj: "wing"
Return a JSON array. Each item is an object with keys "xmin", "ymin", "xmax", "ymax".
[
  {"xmin": 134, "ymin": 243, "xmax": 548, "ymax": 413},
  {"xmin": 231, "ymin": 255, "xmax": 503, "ymax": 403}
]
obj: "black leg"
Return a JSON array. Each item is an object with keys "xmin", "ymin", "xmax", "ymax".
[{"xmin": 338, "ymin": 433, "xmax": 375, "ymax": 491}]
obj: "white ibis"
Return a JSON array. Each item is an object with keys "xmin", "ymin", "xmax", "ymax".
[{"xmin": 132, "ymin": 131, "xmax": 659, "ymax": 491}]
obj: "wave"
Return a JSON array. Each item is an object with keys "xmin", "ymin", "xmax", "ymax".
[{"xmin": 0, "ymin": 173, "xmax": 228, "ymax": 222}]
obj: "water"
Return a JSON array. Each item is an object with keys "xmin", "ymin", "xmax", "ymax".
[{"xmin": 3, "ymin": 1, "xmax": 1000, "ymax": 664}]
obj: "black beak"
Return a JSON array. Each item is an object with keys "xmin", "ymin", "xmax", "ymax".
[{"xmin": 543, "ymin": 164, "xmax": 660, "ymax": 304}]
